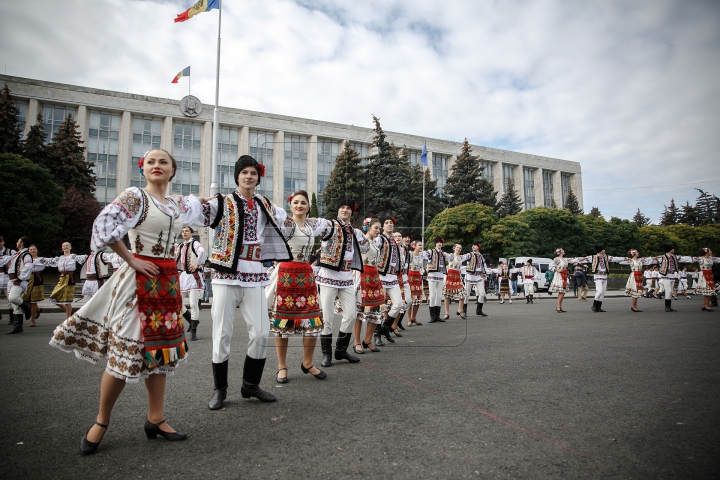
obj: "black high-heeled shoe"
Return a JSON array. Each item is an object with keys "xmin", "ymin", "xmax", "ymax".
[
  {"xmin": 362, "ymin": 340, "xmax": 380, "ymax": 352},
  {"xmin": 301, "ymin": 363, "xmax": 327, "ymax": 379},
  {"xmin": 631, "ymin": 307, "xmax": 642, "ymax": 312},
  {"xmin": 80, "ymin": 421, "xmax": 108, "ymax": 455},
  {"xmin": 276, "ymin": 367, "xmax": 289, "ymax": 383},
  {"xmin": 392, "ymin": 328, "xmax": 403, "ymax": 337},
  {"xmin": 144, "ymin": 420, "xmax": 188, "ymax": 441}
]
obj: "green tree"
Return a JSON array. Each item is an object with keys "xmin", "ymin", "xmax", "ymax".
[
  {"xmin": 694, "ymin": 189, "xmax": 719, "ymax": 225},
  {"xmin": 482, "ymin": 216, "xmax": 536, "ymax": 259},
  {"xmin": 0, "ymin": 84, "xmax": 23, "ymax": 155},
  {"xmin": 564, "ymin": 187, "xmax": 583, "ymax": 214},
  {"xmin": 45, "ymin": 114, "xmax": 96, "ymax": 196},
  {"xmin": 588, "ymin": 206, "xmax": 602, "ymax": 218},
  {"xmin": 50, "ymin": 187, "xmax": 102, "ymax": 256},
  {"xmin": 23, "ymin": 113, "xmax": 47, "ymax": 165},
  {"xmin": 0, "ymin": 153, "xmax": 64, "ymax": 247},
  {"xmin": 322, "ymin": 140, "xmax": 364, "ymax": 221},
  {"xmin": 678, "ymin": 201, "xmax": 699, "ymax": 227},
  {"xmin": 309, "ymin": 192, "xmax": 319, "ymax": 218},
  {"xmin": 424, "ymin": 203, "xmax": 498, "ymax": 251},
  {"xmin": 514, "ymin": 207, "xmax": 588, "ymax": 256},
  {"xmin": 659, "ymin": 199, "xmax": 679, "ymax": 226},
  {"xmin": 443, "ymin": 138, "xmax": 483, "ymax": 208},
  {"xmin": 404, "ymin": 161, "xmax": 443, "ymax": 240},
  {"xmin": 632, "ymin": 208, "xmax": 651, "ymax": 227},
  {"xmin": 477, "ymin": 178, "xmax": 498, "ymax": 210},
  {"xmin": 496, "ymin": 178, "xmax": 523, "ymax": 217},
  {"xmin": 577, "ymin": 215, "xmax": 640, "ymax": 256}
]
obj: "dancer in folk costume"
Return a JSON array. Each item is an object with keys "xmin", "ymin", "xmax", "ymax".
[
  {"xmin": 176, "ymin": 226, "xmax": 207, "ymax": 341},
  {"xmin": 82, "ymin": 250, "xmax": 114, "ymax": 299},
  {"xmin": 695, "ymin": 248, "xmax": 720, "ymax": 311},
  {"xmin": 642, "ymin": 266, "xmax": 652, "ymax": 297},
  {"xmin": 610, "ymin": 249, "xmax": 655, "ymax": 312},
  {"xmin": 353, "ymin": 218, "xmax": 384, "ymax": 352},
  {"xmin": 314, "ymin": 197, "xmax": 365, "ymax": 367},
  {"xmin": 441, "ymin": 244, "xmax": 466, "ymax": 319},
  {"xmin": 5, "ymin": 236, "xmax": 33, "ymax": 334},
  {"xmin": 391, "ymin": 230, "xmax": 412, "ymax": 333},
  {"xmin": 576, "ymin": 245, "xmax": 625, "ymax": 313},
  {"xmin": 521, "ymin": 259, "xmax": 538, "ymax": 304},
  {"xmin": 265, "ymin": 190, "xmax": 327, "ymax": 383},
  {"xmin": 49, "ymin": 149, "xmax": 195, "ymax": 454},
  {"xmin": 406, "ymin": 241, "xmax": 426, "ymax": 325},
  {"xmin": 0, "ymin": 236, "xmax": 18, "ymax": 324},
  {"xmin": 25, "ymin": 245, "xmax": 47, "ymax": 327},
  {"xmin": 548, "ymin": 248, "xmax": 581, "ymax": 313},
  {"xmin": 182, "ymin": 155, "xmax": 292, "ymax": 410},
  {"xmin": 677, "ymin": 267, "xmax": 690, "ymax": 299},
  {"xmin": 375, "ymin": 217, "xmax": 406, "ymax": 345},
  {"xmin": 491, "ymin": 261, "xmax": 513, "ymax": 304},
  {"xmin": 651, "ymin": 244, "xmax": 694, "ymax": 312},
  {"xmin": 463, "ymin": 242, "xmax": 489, "ymax": 317},
  {"xmin": 690, "ymin": 267, "xmax": 699, "ymax": 295},
  {"xmin": 42, "ymin": 242, "xmax": 88, "ymax": 318},
  {"xmin": 652, "ymin": 265, "xmax": 663, "ymax": 299},
  {"xmin": 424, "ymin": 237, "xmax": 451, "ymax": 323}
]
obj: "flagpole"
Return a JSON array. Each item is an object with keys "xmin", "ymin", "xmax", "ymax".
[
  {"xmin": 209, "ymin": 0, "xmax": 222, "ymax": 197},
  {"xmin": 421, "ymin": 141, "xmax": 427, "ymax": 248}
]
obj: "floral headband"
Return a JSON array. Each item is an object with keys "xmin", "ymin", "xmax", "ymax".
[
  {"xmin": 702, "ymin": 247, "xmax": 710, "ymax": 253},
  {"xmin": 453, "ymin": 243, "xmax": 462, "ymax": 250},
  {"xmin": 362, "ymin": 218, "xmax": 373, "ymax": 232},
  {"xmin": 630, "ymin": 249, "xmax": 638, "ymax": 256},
  {"xmin": 555, "ymin": 248, "xmax": 563, "ymax": 256},
  {"xmin": 138, "ymin": 151, "xmax": 149, "ymax": 177}
]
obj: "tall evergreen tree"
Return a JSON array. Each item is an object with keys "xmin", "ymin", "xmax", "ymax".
[
  {"xmin": 477, "ymin": 176, "xmax": 498, "ymax": 210},
  {"xmin": 496, "ymin": 178, "xmax": 523, "ymax": 218},
  {"xmin": 443, "ymin": 138, "xmax": 483, "ymax": 208},
  {"xmin": 659, "ymin": 199, "xmax": 679, "ymax": 225},
  {"xmin": 322, "ymin": 140, "xmax": 365, "ymax": 220},
  {"xmin": 45, "ymin": 114, "xmax": 96, "ymax": 196},
  {"xmin": 679, "ymin": 200, "xmax": 699, "ymax": 227},
  {"xmin": 0, "ymin": 84, "xmax": 23, "ymax": 155},
  {"xmin": 694, "ymin": 189, "xmax": 719, "ymax": 225},
  {"xmin": 23, "ymin": 113, "xmax": 47, "ymax": 165},
  {"xmin": 588, "ymin": 206, "xmax": 602, "ymax": 218},
  {"xmin": 310, "ymin": 192, "xmax": 319, "ymax": 218},
  {"xmin": 632, "ymin": 208, "xmax": 651, "ymax": 227},
  {"xmin": 404, "ymin": 149, "xmax": 443, "ymax": 239},
  {"xmin": 565, "ymin": 188, "xmax": 583, "ymax": 214},
  {"xmin": 50, "ymin": 187, "xmax": 101, "ymax": 255}
]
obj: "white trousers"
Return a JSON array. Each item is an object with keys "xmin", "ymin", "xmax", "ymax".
[
  {"xmin": 661, "ymin": 279, "xmax": 675, "ymax": 300},
  {"xmin": 465, "ymin": 279, "xmax": 486, "ymax": 303},
  {"xmin": 523, "ymin": 283, "xmax": 534, "ymax": 296},
  {"xmin": 8, "ymin": 285, "xmax": 24, "ymax": 314},
  {"xmin": 428, "ymin": 280, "xmax": 443, "ymax": 307},
  {"xmin": 401, "ymin": 280, "xmax": 412, "ymax": 312},
  {"xmin": 594, "ymin": 278, "xmax": 608, "ymax": 301},
  {"xmin": 319, "ymin": 285, "xmax": 356, "ymax": 335},
  {"xmin": 210, "ymin": 284, "xmax": 269, "ymax": 363},
  {"xmin": 182, "ymin": 289, "xmax": 201, "ymax": 321},
  {"xmin": 384, "ymin": 284, "xmax": 404, "ymax": 318}
]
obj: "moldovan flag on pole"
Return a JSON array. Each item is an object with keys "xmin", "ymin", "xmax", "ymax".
[
  {"xmin": 174, "ymin": 0, "xmax": 219, "ymax": 23},
  {"xmin": 171, "ymin": 67, "xmax": 191, "ymax": 84}
]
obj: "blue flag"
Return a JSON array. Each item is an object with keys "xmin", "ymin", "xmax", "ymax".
[{"xmin": 421, "ymin": 142, "xmax": 427, "ymax": 166}]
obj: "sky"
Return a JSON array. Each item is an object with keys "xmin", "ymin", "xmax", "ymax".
[{"xmin": 2, "ymin": 0, "xmax": 719, "ymax": 222}]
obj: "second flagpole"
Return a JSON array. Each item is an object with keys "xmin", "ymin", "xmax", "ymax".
[{"xmin": 209, "ymin": 0, "xmax": 222, "ymax": 197}]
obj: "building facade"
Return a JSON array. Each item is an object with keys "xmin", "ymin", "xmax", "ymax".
[{"xmin": 4, "ymin": 74, "xmax": 583, "ymax": 217}]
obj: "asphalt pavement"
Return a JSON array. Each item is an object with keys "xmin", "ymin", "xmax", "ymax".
[{"xmin": 1, "ymin": 295, "xmax": 719, "ymax": 479}]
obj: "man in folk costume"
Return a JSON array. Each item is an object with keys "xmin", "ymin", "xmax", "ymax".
[
  {"xmin": 521, "ymin": 259, "xmax": 538, "ymax": 304},
  {"xmin": 315, "ymin": 197, "xmax": 365, "ymax": 367},
  {"xmin": 392, "ymin": 231, "xmax": 412, "ymax": 331},
  {"xmin": 577, "ymin": 245, "xmax": 617, "ymax": 313},
  {"xmin": 424, "ymin": 237, "xmax": 450, "ymax": 323},
  {"xmin": 375, "ymin": 217, "xmax": 405, "ymax": 345},
  {"xmin": 655, "ymin": 244, "xmax": 694, "ymax": 312},
  {"xmin": 5, "ymin": 236, "xmax": 33, "ymax": 334},
  {"xmin": 81, "ymin": 250, "xmax": 113, "ymax": 299},
  {"xmin": 183, "ymin": 155, "xmax": 292, "ymax": 410},
  {"xmin": 0, "ymin": 236, "xmax": 18, "ymax": 324},
  {"xmin": 176, "ymin": 226, "xmax": 207, "ymax": 341},
  {"xmin": 464, "ymin": 242, "xmax": 489, "ymax": 317}
]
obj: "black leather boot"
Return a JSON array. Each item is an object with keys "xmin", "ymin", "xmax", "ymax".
[
  {"xmin": 208, "ymin": 360, "xmax": 228, "ymax": 410},
  {"xmin": 526, "ymin": 295, "xmax": 530, "ymax": 304},
  {"xmin": 476, "ymin": 302, "xmax": 488, "ymax": 317},
  {"xmin": 374, "ymin": 328, "xmax": 384, "ymax": 346},
  {"xmin": 7, "ymin": 307, "xmax": 14, "ymax": 324},
  {"xmin": 461, "ymin": 304, "xmax": 467, "ymax": 319},
  {"xmin": 334, "ymin": 331, "xmax": 360, "ymax": 363},
  {"xmin": 597, "ymin": 301, "xmax": 606, "ymax": 312},
  {"xmin": 20, "ymin": 301, "xmax": 31, "ymax": 320},
  {"xmin": 320, "ymin": 334, "xmax": 333, "ymax": 367},
  {"xmin": 530, "ymin": 295, "xmax": 534, "ymax": 304},
  {"xmin": 240, "ymin": 356, "xmax": 276, "ymax": 402},
  {"xmin": 182, "ymin": 309, "xmax": 192, "ymax": 323},
  {"xmin": 591, "ymin": 300, "xmax": 598, "ymax": 312},
  {"xmin": 665, "ymin": 299, "xmax": 675, "ymax": 312},
  {"xmin": 381, "ymin": 317, "xmax": 396, "ymax": 343},
  {"xmin": 190, "ymin": 320, "xmax": 198, "ymax": 341},
  {"xmin": 396, "ymin": 311, "xmax": 406, "ymax": 330},
  {"xmin": 6, "ymin": 314, "xmax": 23, "ymax": 334},
  {"xmin": 428, "ymin": 306, "xmax": 437, "ymax": 323}
]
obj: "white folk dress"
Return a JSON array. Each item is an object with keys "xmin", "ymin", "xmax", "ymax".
[
  {"xmin": 49, "ymin": 187, "xmax": 199, "ymax": 383},
  {"xmin": 613, "ymin": 257, "xmax": 655, "ymax": 298},
  {"xmin": 548, "ymin": 257, "xmax": 574, "ymax": 293},
  {"xmin": 696, "ymin": 256, "xmax": 720, "ymax": 296}
]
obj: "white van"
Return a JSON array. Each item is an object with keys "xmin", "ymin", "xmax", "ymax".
[{"xmin": 507, "ymin": 257, "xmax": 554, "ymax": 291}]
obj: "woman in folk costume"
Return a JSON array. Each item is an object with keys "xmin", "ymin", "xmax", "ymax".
[
  {"xmin": 24, "ymin": 245, "xmax": 47, "ymax": 327},
  {"xmin": 82, "ymin": 250, "xmax": 114, "ymax": 299},
  {"xmin": 42, "ymin": 242, "xmax": 88, "ymax": 318},
  {"xmin": 353, "ymin": 218, "xmax": 384, "ymax": 352},
  {"xmin": 442, "ymin": 244, "xmax": 467, "ymax": 319},
  {"xmin": 610, "ymin": 249, "xmax": 655, "ymax": 312},
  {"xmin": 695, "ymin": 248, "xmax": 720, "ymax": 311},
  {"xmin": 424, "ymin": 237, "xmax": 451, "ymax": 323},
  {"xmin": 265, "ymin": 191, "xmax": 327, "ymax": 383},
  {"xmin": 521, "ymin": 259, "xmax": 538, "ymax": 304},
  {"xmin": 490, "ymin": 261, "xmax": 513, "ymax": 304},
  {"xmin": 548, "ymin": 248, "xmax": 580, "ymax": 313},
  {"xmin": 405, "ymin": 241, "xmax": 425, "ymax": 326},
  {"xmin": 176, "ymin": 226, "xmax": 207, "ymax": 341},
  {"xmin": 49, "ymin": 149, "xmax": 198, "ymax": 454}
]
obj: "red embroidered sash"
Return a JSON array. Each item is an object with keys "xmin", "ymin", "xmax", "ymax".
[
  {"xmin": 633, "ymin": 271, "xmax": 643, "ymax": 290},
  {"xmin": 702, "ymin": 270, "xmax": 715, "ymax": 290},
  {"xmin": 361, "ymin": 266, "xmax": 384, "ymax": 307},
  {"xmin": 559, "ymin": 269, "xmax": 569, "ymax": 288},
  {"xmin": 274, "ymin": 261, "xmax": 322, "ymax": 323}
]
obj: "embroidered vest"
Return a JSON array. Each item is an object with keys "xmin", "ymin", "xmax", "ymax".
[
  {"xmin": 176, "ymin": 240, "xmax": 201, "ymax": 273},
  {"xmin": 208, "ymin": 192, "xmax": 292, "ymax": 273},
  {"xmin": 466, "ymin": 252, "xmax": 486, "ymax": 274},
  {"xmin": 130, "ymin": 190, "xmax": 181, "ymax": 259},
  {"xmin": 318, "ymin": 219, "xmax": 363, "ymax": 272},
  {"xmin": 398, "ymin": 244, "xmax": 410, "ymax": 275},
  {"xmin": 377, "ymin": 234, "xmax": 398, "ymax": 276},
  {"xmin": 10, "ymin": 249, "xmax": 31, "ymax": 277},
  {"xmin": 591, "ymin": 254, "xmax": 609, "ymax": 274},
  {"xmin": 426, "ymin": 249, "xmax": 447, "ymax": 274},
  {"xmin": 1, "ymin": 247, "xmax": 16, "ymax": 274},
  {"xmin": 92, "ymin": 252, "xmax": 111, "ymax": 279},
  {"xmin": 658, "ymin": 253, "xmax": 678, "ymax": 275}
]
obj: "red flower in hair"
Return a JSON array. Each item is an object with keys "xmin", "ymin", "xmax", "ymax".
[
  {"xmin": 353, "ymin": 203, "xmax": 358, "ymax": 213},
  {"xmin": 391, "ymin": 216, "xmax": 396, "ymax": 224},
  {"xmin": 258, "ymin": 163, "xmax": 266, "ymax": 177},
  {"xmin": 287, "ymin": 195, "xmax": 293, "ymax": 203},
  {"xmin": 138, "ymin": 157, "xmax": 144, "ymax": 169}
]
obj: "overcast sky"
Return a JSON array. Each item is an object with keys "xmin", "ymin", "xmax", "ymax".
[{"xmin": 2, "ymin": 0, "xmax": 719, "ymax": 221}]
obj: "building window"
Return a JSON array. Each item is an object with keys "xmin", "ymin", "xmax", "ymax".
[
  {"xmin": 523, "ymin": 168, "xmax": 536, "ymax": 210},
  {"xmin": 131, "ymin": 117, "xmax": 162, "ymax": 188},
  {"xmin": 284, "ymin": 134, "xmax": 307, "ymax": 200},
  {"xmin": 249, "ymin": 130, "xmax": 274, "ymax": 200},
  {"xmin": 317, "ymin": 139, "xmax": 339, "ymax": 214},
  {"xmin": 502, "ymin": 164, "xmax": 516, "ymax": 192},
  {"xmin": 433, "ymin": 154, "xmax": 449, "ymax": 195},
  {"xmin": 42, "ymin": 105, "xmax": 76, "ymax": 143},
  {"xmin": 14, "ymin": 100, "xmax": 27, "ymax": 139},
  {"xmin": 87, "ymin": 111, "xmax": 121, "ymax": 206},
  {"xmin": 543, "ymin": 170, "xmax": 554, "ymax": 207},
  {"xmin": 407, "ymin": 150, "xmax": 422, "ymax": 167},
  {"xmin": 217, "ymin": 127, "xmax": 238, "ymax": 195},
  {"xmin": 349, "ymin": 142, "xmax": 370, "ymax": 165},
  {"xmin": 480, "ymin": 160, "xmax": 494, "ymax": 182},
  {"xmin": 173, "ymin": 121, "xmax": 201, "ymax": 196},
  {"xmin": 561, "ymin": 173, "xmax": 571, "ymax": 207}
]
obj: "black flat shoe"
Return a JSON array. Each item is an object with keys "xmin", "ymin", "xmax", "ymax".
[
  {"xmin": 80, "ymin": 421, "xmax": 108, "ymax": 455},
  {"xmin": 241, "ymin": 384, "xmax": 277, "ymax": 402},
  {"xmin": 459, "ymin": 312, "xmax": 467, "ymax": 319},
  {"xmin": 362, "ymin": 341, "xmax": 380, "ymax": 352},
  {"xmin": 144, "ymin": 420, "xmax": 188, "ymax": 441},
  {"xmin": 415, "ymin": 321, "xmax": 422, "ymax": 325},
  {"xmin": 702, "ymin": 307, "xmax": 714, "ymax": 312},
  {"xmin": 276, "ymin": 367, "xmax": 289, "ymax": 383},
  {"xmin": 301, "ymin": 363, "xmax": 327, "ymax": 380},
  {"xmin": 631, "ymin": 307, "xmax": 642, "ymax": 312},
  {"xmin": 392, "ymin": 328, "xmax": 403, "ymax": 338}
]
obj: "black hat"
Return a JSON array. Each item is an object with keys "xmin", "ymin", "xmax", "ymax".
[
  {"xmin": 234, "ymin": 155, "xmax": 263, "ymax": 186},
  {"xmin": 336, "ymin": 197, "xmax": 357, "ymax": 212},
  {"xmin": 594, "ymin": 245, "xmax": 604, "ymax": 253},
  {"xmin": 434, "ymin": 237, "xmax": 444, "ymax": 244},
  {"xmin": 526, "ymin": 258, "xmax": 533, "ymax": 264},
  {"xmin": 663, "ymin": 243, "xmax": 674, "ymax": 253},
  {"xmin": 382, "ymin": 216, "xmax": 396, "ymax": 225}
]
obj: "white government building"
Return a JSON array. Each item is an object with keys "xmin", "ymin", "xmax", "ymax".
[{"xmin": 3, "ymin": 74, "xmax": 583, "ymax": 218}]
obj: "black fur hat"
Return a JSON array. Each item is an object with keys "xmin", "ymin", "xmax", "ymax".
[
  {"xmin": 234, "ymin": 155, "xmax": 263, "ymax": 186},
  {"xmin": 336, "ymin": 197, "xmax": 357, "ymax": 212},
  {"xmin": 434, "ymin": 237, "xmax": 444, "ymax": 244},
  {"xmin": 663, "ymin": 243, "xmax": 674, "ymax": 253},
  {"xmin": 594, "ymin": 245, "xmax": 605, "ymax": 253}
]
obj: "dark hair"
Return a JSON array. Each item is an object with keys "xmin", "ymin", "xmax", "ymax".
[
  {"xmin": 289, "ymin": 190, "xmax": 309, "ymax": 203},
  {"xmin": 182, "ymin": 226, "xmax": 195, "ymax": 234},
  {"xmin": 234, "ymin": 155, "xmax": 263, "ymax": 186},
  {"xmin": 382, "ymin": 217, "xmax": 396, "ymax": 225},
  {"xmin": 19, "ymin": 236, "xmax": 31, "ymax": 248},
  {"xmin": 144, "ymin": 149, "xmax": 178, "ymax": 181},
  {"xmin": 662, "ymin": 243, "xmax": 674, "ymax": 253}
]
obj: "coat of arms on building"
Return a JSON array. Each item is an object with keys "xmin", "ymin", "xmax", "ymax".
[{"xmin": 180, "ymin": 95, "xmax": 203, "ymax": 117}]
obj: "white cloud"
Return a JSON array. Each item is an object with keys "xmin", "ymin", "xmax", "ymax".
[{"xmin": 2, "ymin": 0, "xmax": 718, "ymax": 222}]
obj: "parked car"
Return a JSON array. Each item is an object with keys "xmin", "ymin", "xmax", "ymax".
[{"xmin": 507, "ymin": 257, "xmax": 554, "ymax": 291}]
